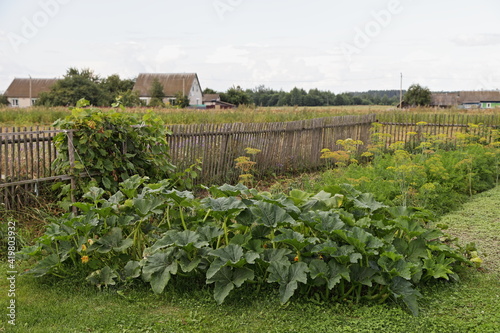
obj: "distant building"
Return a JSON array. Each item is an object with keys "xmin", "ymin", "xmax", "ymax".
[
  {"xmin": 133, "ymin": 73, "xmax": 203, "ymax": 106},
  {"xmin": 431, "ymin": 91, "xmax": 500, "ymax": 109},
  {"xmin": 202, "ymin": 94, "xmax": 221, "ymax": 106},
  {"xmin": 202, "ymin": 93, "xmax": 236, "ymax": 109},
  {"xmin": 3, "ymin": 78, "xmax": 59, "ymax": 107}
]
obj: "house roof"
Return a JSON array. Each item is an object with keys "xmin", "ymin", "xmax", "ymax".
[
  {"xmin": 133, "ymin": 73, "xmax": 199, "ymax": 97},
  {"xmin": 431, "ymin": 91, "xmax": 500, "ymax": 106},
  {"xmin": 4, "ymin": 78, "xmax": 59, "ymax": 98},
  {"xmin": 458, "ymin": 91, "xmax": 500, "ymax": 103},
  {"xmin": 210, "ymin": 100, "xmax": 236, "ymax": 108},
  {"xmin": 202, "ymin": 94, "xmax": 220, "ymax": 102},
  {"xmin": 431, "ymin": 93, "xmax": 460, "ymax": 106}
]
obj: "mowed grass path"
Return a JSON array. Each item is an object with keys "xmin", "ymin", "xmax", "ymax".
[
  {"xmin": 1, "ymin": 187, "xmax": 499, "ymax": 333},
  {"xmin": 438, "ymin": 188, "xmax": 500, "ymax": 272}
]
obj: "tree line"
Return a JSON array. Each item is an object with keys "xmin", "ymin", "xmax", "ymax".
[
  {"xmin": 0, "ymin": 68, "xmax": 431, "ymax": 107},
  {"xmin": 210, "ymin": 85, "xmax": 404, "ymax": 107}
]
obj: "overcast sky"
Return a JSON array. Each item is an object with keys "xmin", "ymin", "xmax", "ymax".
[{"xmin": 1, "ymin": 0, "xmax": 500, "ymax": 94}]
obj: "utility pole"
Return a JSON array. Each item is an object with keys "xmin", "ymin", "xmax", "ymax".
[{"xmin": 399, "ymin": 73, "xmax": 403, "ymax": 108}]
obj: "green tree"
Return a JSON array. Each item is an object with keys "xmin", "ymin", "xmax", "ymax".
[
  {"xmin": 0, "ymin": 94, "xmax": 9, "ymax": 106},
  {"xmin": 118, "ymin": 90, "xmax": 143, "ymax": 107},
  {"xmin": 305, "ymin": 88, "xmax": 325, "ymax": 106},
  {"xmin": 149, "ymin": 78, "xmax": 165, "ymax": 107},
  {"xmin": 37, "ymin": 68, "xmax": 105, "ymax": 106},
  {"xmin": 173, "ymin": 91, "xmax": 190, "ymax": 108},
  {"xmin": 277, "ymin": 91, "xmax": 291, "ymax": 106},
  {"xmin": 289, "ymin": 87, "xmax": 307, "ymax": 106},
  {"xmin": 248, "ymin": 85, "xmax": 278, "ymax": 106},
  {"xmin": 334, "ymin": 94, "xmax": 345, "ymax": 106},
  {"xmin": 404, "ymin": 84, "xmax": 432, "ymax": 107},
  {"xmin": 220, "ymin": 86, "xmax": 251, "ymax": 106},
  {"xmin": 100, "ymin": 74, "xmax": 135, "ymax": 105},
  {"xmin": 203, "ymin": 87, "xmax": 218, "ymax": 95}
]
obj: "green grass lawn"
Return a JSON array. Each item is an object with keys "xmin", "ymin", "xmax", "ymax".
[{"xmin": 2, "ymin": 187, "xmax": 500, "ymax": 333}]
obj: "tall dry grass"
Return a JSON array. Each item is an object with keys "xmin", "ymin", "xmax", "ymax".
[{"xmin": 1, "ymin": 105, "xmax": 499, "ymax": 126}]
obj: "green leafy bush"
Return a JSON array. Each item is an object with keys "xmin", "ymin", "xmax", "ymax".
[
  {"xmin": 314, "ymin": 123, "xmax": 500, "ymax": 215},
  {"xmin": 52, "ymin": 99, "xmax": 175, "ymax": 201},
  {"xmin": 19, "ymin": 179, "xmax": 475, "ymax": 316}
]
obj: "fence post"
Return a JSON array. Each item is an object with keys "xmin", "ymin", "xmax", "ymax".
[{"xmin": 67, "ymin": 130, "xmax": 77, "ymax": 213}]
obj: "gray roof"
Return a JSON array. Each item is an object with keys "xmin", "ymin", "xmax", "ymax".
[
  {"xmin": 202, "ymin": 94, "xmax": 220, "ymax": 102},
  {"xmin": 458, "ymin": 91, "xmax": 500, "ymax": 103},
  {"xmin": 133, "ymin": 73, "xmax": 199, "ymax": 97},
  {"xmin": 431, "ymin": 93, "xmax": 460, "ymax": 106},
  {"xmin": 431, "ymin": 91, "xmax": 500, "ymax": 106},
  {"xmin": 4, "ymin": 78, "xmax": 59, "ymax": 98}
]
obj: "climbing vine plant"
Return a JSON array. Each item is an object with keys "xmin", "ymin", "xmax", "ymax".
[{"xmin": 52, "ymin": 99, "xmax": 175, "ymax": 201}]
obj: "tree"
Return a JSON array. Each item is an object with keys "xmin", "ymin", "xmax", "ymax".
[
  {"xmin": 248, "ymin": 85, "xmax": 278, "ymax": 106},
  {"xmin": 173, "ymin": 91, "xmax": 190, "ymax": 108},
  {"xmin": 305, "ymin": 88, "xmax": 325, "ymax": 106},
  {"xmin": 203, "ymin": 87, "xmax": 218, "ymax": 95},
  {"xmin": 404, "ymin": 84, "xmax": 431, "ymax": 107},
  {"xmin": 0, "ymin": 94, "xmax": 9, "ymax": 106},
  {"xmin": 100, "ymin": 74, "xmax": 135, "ymax": 105},
  {"xmin": 220, "ymin": 86, "xmax": 251, "ymax": 106},
  {"xmin": 118, "ymin": 90, "xmax": 143, "ymax": 107},
  {"xmin": 35, "ymin": 69, "xmax": 139, "ymax": 107},
  {"xmin": 289, "ymin": 87, "xmax": 307, "ymax": 106},
  {"xmin": 37, "ymin": 68, "xmax": 105, "ymax": 106},
  {"xmin": 277, "ymin": 91, "xmax": 290, "ymax": 106},
  {"xmin": 149, "ymin": 78, "xmax": 165, "ymax": 107}
]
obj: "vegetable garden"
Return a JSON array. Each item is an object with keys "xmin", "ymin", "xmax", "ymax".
[
  {"xmin": 0, "ymin": 105, "xmax": 500, "ymax": 331},
  {"xmin": 10, "ymin": 102, "xmax": 499, "ymax": 324}
]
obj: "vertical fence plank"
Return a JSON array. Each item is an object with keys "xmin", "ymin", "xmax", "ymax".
[
  {"xmin": 0, "ymin": 127, "xmax": 3, "ymax": 183},
  {"xmin": 67, "ymin": 130, "xmax": 76, "ymax": 212}
]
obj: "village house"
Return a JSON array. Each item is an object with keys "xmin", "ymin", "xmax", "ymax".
[
  {"xmin": 3, "ymin": 78, "xmax": 59, "ymax": 107},
  {"xmin": 133, "ymin": 73, "xmax": 203, "ymax": 106},
  {"xmin": 202, "ymin": 93, "xmax": 236, "ymax": 109},
  {"xmin": 431, "ymin": 91, "xmax": 500, "ymax": 109}
]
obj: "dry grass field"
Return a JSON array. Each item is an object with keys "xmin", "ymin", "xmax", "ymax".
[{"xmin": 1, "ymin": 104, "xmax": 498, "ymax": 127}]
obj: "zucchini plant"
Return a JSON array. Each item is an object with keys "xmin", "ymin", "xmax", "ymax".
[{"xmin": 19, "ymin": 179, "xmax": 475, "ymax": 316}]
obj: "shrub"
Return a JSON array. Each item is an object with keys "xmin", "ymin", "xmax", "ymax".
[{"xmin": 52, "ymin": 99, "xmax": 175, "ymax": 204}]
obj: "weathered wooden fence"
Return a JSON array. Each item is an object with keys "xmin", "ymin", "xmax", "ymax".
[
  {"xmin": 0, "ymin": 115, "xmax": 374, "ymax": 208},
  {"xmin": 376, "ymin": 113, "xmax": 500, "ymax": 146},
  {"xmin": 168, "ymin": 114, "xmax": 375, "ymax": 184},
  {"xmin": 0, "ymin": 127, "xmax": 69, "ymax": 209},
  {"xmin": 2, "ymin": 112, "xmax": 500, "ymax": 209}
]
